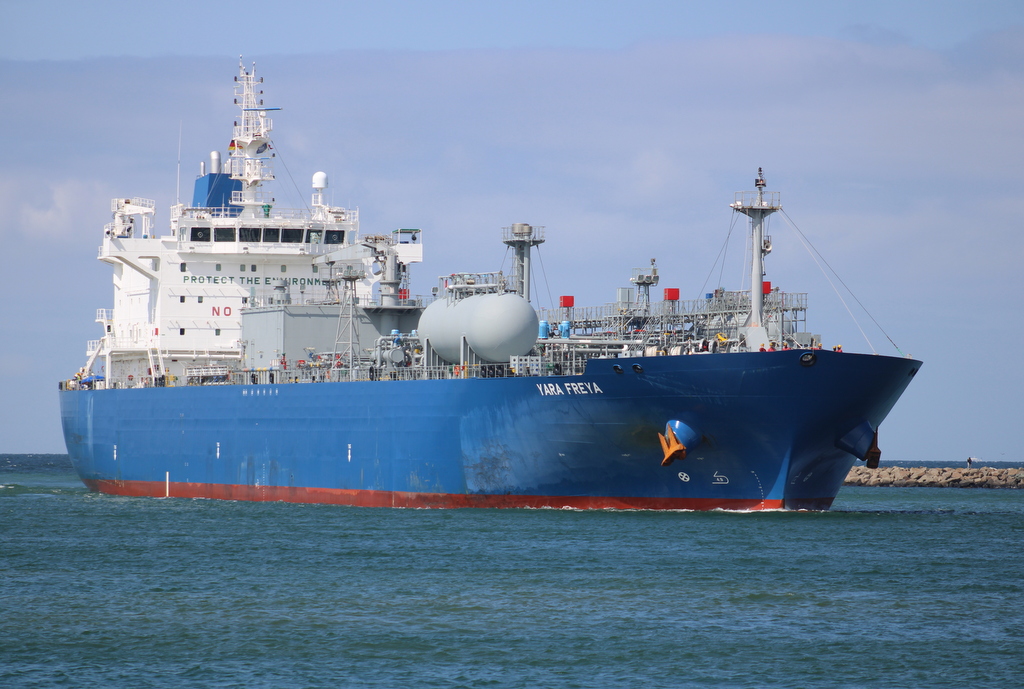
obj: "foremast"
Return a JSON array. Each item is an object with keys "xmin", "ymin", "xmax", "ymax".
[{"xmin": 731, "ymin": 168, "xmax": 781, "ymax": 350}]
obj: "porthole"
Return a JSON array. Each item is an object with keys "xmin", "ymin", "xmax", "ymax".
[
  {"xmin": 800, "ymin": 352, "xmax": 817, "ymax": 367},
  {"xmin": 632, "ymin": 364, "xmax": 644, "ymax": 373},
  {"xmin": 612, "ymin": 365, "xmax": 623, "ymax": 374}
]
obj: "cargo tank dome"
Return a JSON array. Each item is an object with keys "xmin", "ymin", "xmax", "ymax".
[
  {"xmin": 417, "ymin": 293, "xmax": 538, "ymax": 364},
  {"xmin": 417, "ymin": 298, "xmax": 461, "ymax": 363},
  {"xmin": 464, "ymin": 293, "xmax": 538, "ymax": 363}
]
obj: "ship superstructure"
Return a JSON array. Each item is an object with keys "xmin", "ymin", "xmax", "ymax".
[
  {"xmin": 60, "ymin": 61, "xmax": 920, "ymax": 511},
  {"xmin": 88, "ymin": 61, "xmax": 421, "ymax": 387}
]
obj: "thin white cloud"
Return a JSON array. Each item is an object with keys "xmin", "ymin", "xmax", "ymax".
[{"xmin": 0, "ymin": 176, "xmax": 110, "ymax": 241}]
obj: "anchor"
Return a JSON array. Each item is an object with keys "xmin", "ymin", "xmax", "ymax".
[
  {"xmin": 658, "ymin": 425, "xmax": 688, "ymax": 466},
  {"xmin": 658, "ymin": 420, "xmax": 701, "ymax": 467},
  {"xmin": 864, "ymin": 429, "xmax": 882, "ymax": 469}
]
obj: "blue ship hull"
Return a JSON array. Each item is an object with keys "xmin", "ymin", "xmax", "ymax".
[{"xmin": 59, "ymin": 350, "xmax": 920, "ymax": 510}]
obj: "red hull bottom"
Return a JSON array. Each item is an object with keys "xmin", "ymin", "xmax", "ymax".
[{"xmin": 85, "ymin": 479, "xmax": 795, "ymax": 511}]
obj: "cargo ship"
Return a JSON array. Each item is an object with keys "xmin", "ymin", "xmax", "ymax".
[{"xmin": 58, "ymin": 60, "xmax": 921, "ymax": 510}]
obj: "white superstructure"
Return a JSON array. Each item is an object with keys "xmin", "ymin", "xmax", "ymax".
[{"xmin": 85, "ymin": 60, "xmax": 421, "ymax": 386}]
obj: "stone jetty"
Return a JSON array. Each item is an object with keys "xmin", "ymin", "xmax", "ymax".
[{"xmin": 845, "ymin": 466, "xmax": 1024, "ymax": 488}]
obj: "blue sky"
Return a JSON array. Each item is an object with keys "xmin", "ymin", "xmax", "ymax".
[
  {"xmin": 2, "ymin": 1, "xmax": 1023, "ymax": 459},
  {"xmin": 2, "ymin": 1, "xmax": 1018, "ymax": 56}
]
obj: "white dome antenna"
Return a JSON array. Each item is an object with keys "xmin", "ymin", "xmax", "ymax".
[{"xmin": 311, "ymin": 171, "xmax": 329, "ymax": 210}]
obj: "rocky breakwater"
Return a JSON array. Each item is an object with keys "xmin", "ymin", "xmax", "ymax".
[{"xmin": 845, "ymin": 466, "xmax": 1024, "ymax": 488}]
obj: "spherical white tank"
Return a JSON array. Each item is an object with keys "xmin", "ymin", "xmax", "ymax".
[
  {"xmin": 417, "ymin": 298, "xmax": 461, "ymax": 363},
  {"xmin": 464, "ymin": 293, "xmax": 538, "ymax": 363},
  {"xmin": 417, "ymin": 294, "xmax": 538, "ymax": 364}
]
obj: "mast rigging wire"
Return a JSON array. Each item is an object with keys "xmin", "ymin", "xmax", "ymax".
[
  {"xmin": 779, "ymin": 209, "xmax": 905, "ymax": 356},
  {"xmin": 175, "ymin": 120, "xmax": 183, "ymax": 206},
  {"xmin": 697, "ymin": 213, "xmax": 740, "ymax": 300},
  {"xmin": 269, "ymin": 139, "xmax": 312, "ymax": 215},
  {"xmin": 535, "ymin": 245, "xmax": 554, "ymax": 310}
]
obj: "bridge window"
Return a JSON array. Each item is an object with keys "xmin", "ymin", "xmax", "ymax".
[
  {"xmin": 239, "ymin": 227, "xmax": 261, "ymax": 242},
  {"xmin": 281, "ymin": 228, "xmax": 303, "ymax": 243},
  {"xmin": 263, "ymin": 227, "xmax": 280, "ymax": 242},
  {"xmin": 190, "ymin": 227, "xmax": 210, "ymax": 241},
  {"xmin": 325, "ymin": 230, "xmax": 344, "ymax": 244},
  {"xmin": 214, "ymin": 228, "xmax": 235, "ymax": 242}
]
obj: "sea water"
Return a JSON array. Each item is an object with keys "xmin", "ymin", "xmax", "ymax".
[{"xmin": 2, "ymin": 455, "xmax": 1022, "ymax": 688}]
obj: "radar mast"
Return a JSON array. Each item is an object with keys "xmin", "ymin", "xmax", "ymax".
[{"xmin": 229, "ymin": 58, "xmax": 281, "ymax": 218}]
